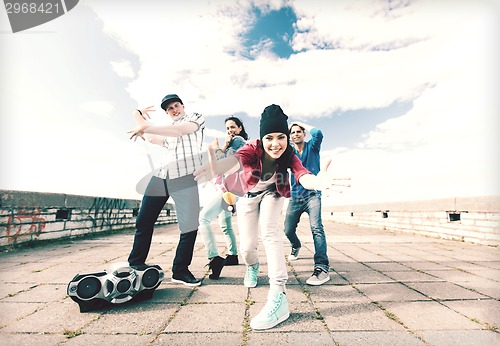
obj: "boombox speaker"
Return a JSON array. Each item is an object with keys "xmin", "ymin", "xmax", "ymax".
[{"xmin": 67, "ymin": 262, "xmax": 164, "ymax": 312}]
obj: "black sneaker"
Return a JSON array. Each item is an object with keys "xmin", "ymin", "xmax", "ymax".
[
  {"xmin": 172, "ymin": 270, "xmax": 201, "ymax": 287},
  {"xmin": 288, "ymin": 247, "xmax": 300, "ymax": 261},
  {"xmin": 225, "ymin": 254, "xmax": 239, "ymax": 266},
  {"xmin": 206, "ymin": 256, "xmax": 225, "ymax": 279}
]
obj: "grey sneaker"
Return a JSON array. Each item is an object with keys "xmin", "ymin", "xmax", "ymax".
[
  {"xmin": 306, "ymin": 268, "xmax": 330, "ymax": 286},
  {"xmin": 288, "ymin": 247, "xmax": 300, "ymax": 261}
]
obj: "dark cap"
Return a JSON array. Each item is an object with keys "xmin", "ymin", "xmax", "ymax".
[
  {"xmin": 160, "ymin": 94, "xmax": 183, "ymax": 110},
  {"xmin": 259, "ymin": 104, "xmax": 289, "ymax": 139}
]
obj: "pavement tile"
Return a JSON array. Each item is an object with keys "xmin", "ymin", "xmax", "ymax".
[
  {"xmin": 472, "ymin": 261, "xmax": 500, "ymax": 270},
  {"xmin": 248, "ymin": 331, "xmax": 335, "ymax": 345},
  {"xmin": 0, "ymin": 333, "xmax": 68, "ymax": 346},
  {"xmin": 1, "ymin": 219, "xmax": 499, "ymax": 345},
  {"xmin": 457, "ymin": 280, "xmax": 500, "ymax": 299},
  {"xmin": 452, "ymin": 261, "xmax": 500, "ymax": 271},
  {"xmin": 403, "ymin": 261, "xmax": 455, "ymax": 271},
  {"xmin": 316, "ymin": 302, "xmax": 407, "ymax": 331},
  {"xmin": 335, "ymin": 249, "xmax": 387, "ymax": 263},
  {"xmin": 65, "ymin": 333, "xmax": 154, "ymax": 345},
  {"xmin": 163, "ymin": 302, "xmax": 245, "ymax": 333},
  {"xmin": 468, "ymin": 269, "xmax": 500, "ymax": 281},
  {"xmin": 190, "ymin": 284, "xmax": 248, "ymax": 303},
  {"xmin": 404, "ymin": 282, "xmax": 489, "ymax": 300},
  {"xmin": 306, "ymin": 284, "xmax": 372, "ymax": 303},
  {"xmin": 424, "ymin": 269, "xmax": 493, "ymax": 283},
  {"xmin": 382, "ymin": 270, "xmax": 446, "ymax": 283},
  {"xmin": 330, "ymin": 262, "xmax": 372, "ymax": 272},
  {"xmin": 382, "ymin": 301, "xmax": 482, "ymax": 330},
  {"xmin": 2, "ymin": 283, "xmax": 67, "ymax": 302},
  {"xmin": 0, "ymin": 301, "xmax": 46, "ymax": 326},
  {"xmin": 362, "ymin": 261, "xmax": 413, "ymax": 272},
  {"xmin": 1, "ymin": 301, "xmax": 100, "ymax": 333},
  {"xmin": 441, "ymin": 299, "xmax": 500, "ymax": 327},
  {"xmin": 154, "ymin": 332, "xmax": 243, "ymax": 346},
  {"xmin": 82, "ymin": 302, "xmax": 178, "ymax": 334},
  {"xmin": 417, "ymin": 330, "xmax": 500, "ymax": 346},
  {"xmin": 337, "ymin": 269, "xmax": 394, "ymax": 284},
  {"xmin": 0, "ymin": 282, "xmax": 36, "ymax": 299},
  {"xmin": 152, "ymin": 284, "xmax": 198, "ymax": 303},
  {"xmin": 377, "ymin": 253, "xmax": 422, "ymax": 262},
  {"xmin": 331, "ymin": 331, "xmax": 426, "ymax": 346},
  {"xmin": 355, "ymin": 282, "xmax": 430, "ymax": 302}
]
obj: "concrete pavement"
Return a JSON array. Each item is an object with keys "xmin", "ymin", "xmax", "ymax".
[{"xmin": 0, "ymin": 219, "xmax": 499, "ymax": 345}]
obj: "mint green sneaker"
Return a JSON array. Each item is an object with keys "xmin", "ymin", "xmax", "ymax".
[
  {"xmin": 244, "ymin": 262, "xmax": 259, "ymax": 288},
  {"xmin": 250, "ymin": 290, "xmax": 290, "ymax": 330}
]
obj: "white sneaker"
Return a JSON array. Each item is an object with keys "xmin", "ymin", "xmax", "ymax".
[
  {"xmin": 306, "ymin": 268, "xmax": 330, "ymax": 286},
  {"xmin": 250, "ymin": 290, "xmax": 290, "ymax": 330},
  {"xmin": 244, "ymin": 262, "xmax": 259, "ymax": 288},
  {"xmin": 288, "ymin": 247, "xmax": 300, "ymax": 261}
]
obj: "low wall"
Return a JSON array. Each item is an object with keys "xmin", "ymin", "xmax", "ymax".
[
  {"xmin": 0, "ymin": 190, "xmax": 177, "ymax": 249},
  {"xmin": 323, "ymin": 196, "xmax": 500, "ymax": 246}
]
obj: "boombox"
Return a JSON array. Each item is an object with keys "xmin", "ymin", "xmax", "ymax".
[{"xmin": 67, "ymin": 262, "xmax": 164, "ymax": 312}]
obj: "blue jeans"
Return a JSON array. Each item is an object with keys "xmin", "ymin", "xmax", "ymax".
[
  {"xmin": 199, "ymin": 191, "xmax": 238, "ymax": 259},
  {"xmin": 284, "ymin": 194, "xmax": 329, "ymax": 272}
]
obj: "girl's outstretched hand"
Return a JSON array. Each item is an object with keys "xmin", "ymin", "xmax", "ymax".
[{"xmin": 315, "ymin": 159, "xmax": 351, "ymax": 191}]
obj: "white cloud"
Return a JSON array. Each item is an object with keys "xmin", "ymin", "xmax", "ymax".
[
  {"xmin": 110, "ymin": 60, "xmax": 135, "ymax": 79},
  {"xmin": 79, "ymin": 101, "xmax": 115, "ymax": 117},
  {"xmin": 2, "ymin": 0, "xmax": 498, "ymax": 205}
]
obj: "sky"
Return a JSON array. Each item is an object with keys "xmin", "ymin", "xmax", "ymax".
[{"xmin": 1, "ymin": 0, "xmax": 499, "ymax": 207}]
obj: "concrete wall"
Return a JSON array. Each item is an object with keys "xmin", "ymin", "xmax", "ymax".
[
  {"xmin": 0, "ymin": 190, "xmax": 177, "ymax": 249},
  {"xmin": 323, "ymin": 196, "xmax": 500, "ymax": 246}
]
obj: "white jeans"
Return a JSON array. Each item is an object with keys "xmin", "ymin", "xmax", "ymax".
[{"xmin": 237, "ymin": 190, "xmax": 287, "ymax": 290}]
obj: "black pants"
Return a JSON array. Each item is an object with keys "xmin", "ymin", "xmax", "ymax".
[{"xmin": 128, "ymin": 177, "xmax": 198, "ymax": 275}]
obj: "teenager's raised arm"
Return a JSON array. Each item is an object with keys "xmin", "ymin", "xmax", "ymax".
[{"xmin": 193, "ymin": 145, "xmax": 240, "ymax": 183}]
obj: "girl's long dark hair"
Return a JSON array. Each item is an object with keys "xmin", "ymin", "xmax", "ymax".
[{"xmin": 225, "ymin": 116, "xmax": 249, "ymax": 140}]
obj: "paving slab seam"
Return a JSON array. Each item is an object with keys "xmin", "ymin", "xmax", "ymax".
[
  {"xmin": 287, "ymin": 259, "xmax": 341, "ymax": 346},
  {"xmin": 398, "ymin": 255, "xmax": 498, "ymax": 284},
  {"xmin": 145, "ymin": 285, "xmax": 200, "ymax": 346},
  {"xmin": 349, "ymin": 283, "xmax": 432, "ymax": 345},
  {"xmin": 336, "ymin": 244, "xmax": 500, "ymax": 338},
  {"xmin": 241, "ymin": 289, "xmax": 253, "ymax": 346},
  {"xmin": 344, "ymin": 241, "xmax": 499, "ymax": 300},
  {"xmin": 331, "ymin": 248, "xmax": 435, "ymax": 345}
]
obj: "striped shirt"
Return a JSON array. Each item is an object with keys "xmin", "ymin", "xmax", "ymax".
[{"xmin": 156, "ymin": 112, "xmax": 205, "ymax": 179}]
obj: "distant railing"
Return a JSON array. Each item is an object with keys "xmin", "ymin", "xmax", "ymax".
[
  {"xmin": 0, "ymin": 190, "xmax": 177, "ymax": 249},
  {"xmin": 323, "ymin": 196, "xmax": 500, "ymax": 246}
]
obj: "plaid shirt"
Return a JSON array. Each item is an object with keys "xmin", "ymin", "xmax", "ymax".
[{"xmin": 156, "ymin": 112, "xmax": 205, "ymax": 179}]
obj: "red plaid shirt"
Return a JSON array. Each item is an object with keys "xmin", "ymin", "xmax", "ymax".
[{"xmin": 222, "ymin": 139, "xmax": 310, "ymax": 198}]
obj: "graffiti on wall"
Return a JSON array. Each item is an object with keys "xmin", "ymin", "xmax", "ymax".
[
  {"xmin": 6, "ymin": 208, "xmax": 46, "ymax": 244},
  {"xmin": 88, "ymin": 198, "xmax": 128, "ymax": 230}
]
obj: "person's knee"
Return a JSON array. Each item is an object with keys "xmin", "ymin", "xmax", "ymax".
[{"xmin": 310, "ymin": 225, "xmax": 325, "ymax": 235}]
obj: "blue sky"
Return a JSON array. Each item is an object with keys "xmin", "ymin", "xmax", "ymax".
[
  {"xmin": 206, "ymin": 4, "xmax": 416, "ymax": 149},
  {"xmin": 1, "ymin": 0, "xmax": 498, "ymax": 205}
]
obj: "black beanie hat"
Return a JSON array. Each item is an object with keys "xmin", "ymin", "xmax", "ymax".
[{"xmin": 259, "ymin": 104, "xmax": 289, "ymax": 139}]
